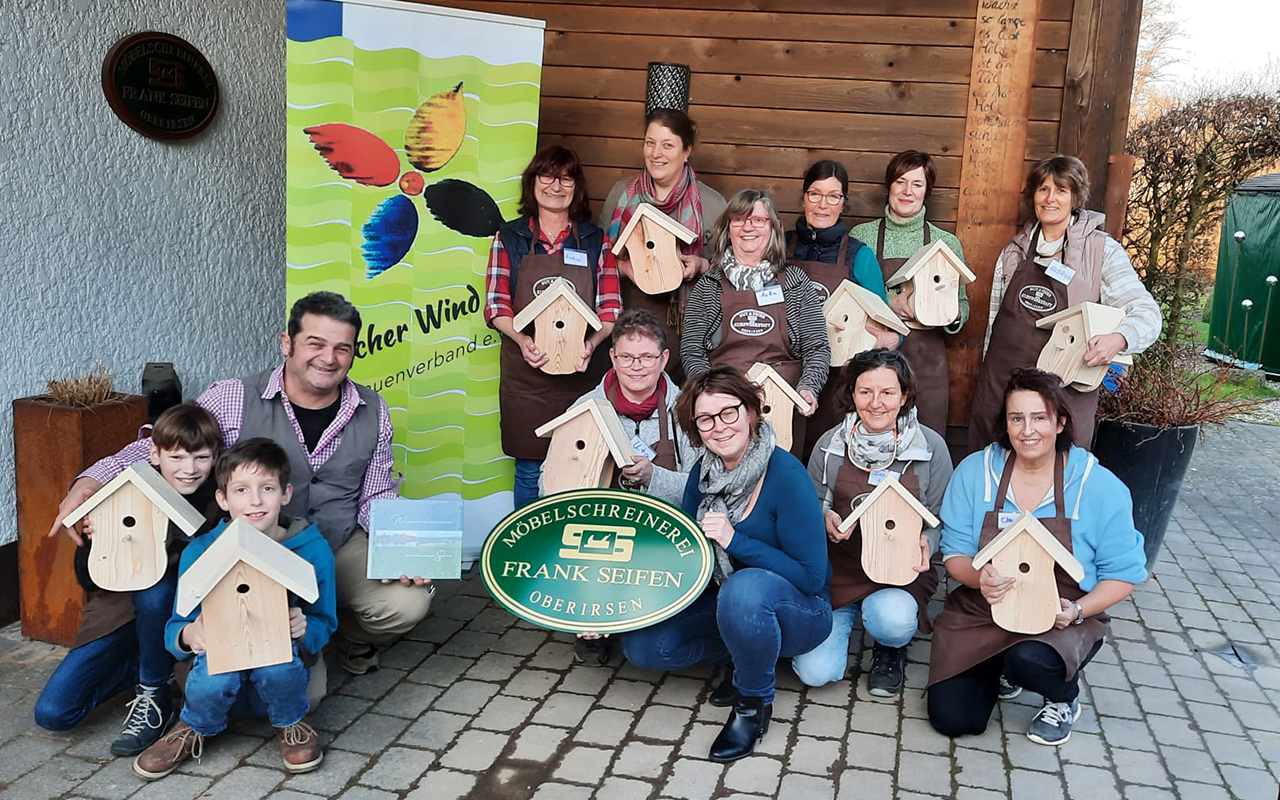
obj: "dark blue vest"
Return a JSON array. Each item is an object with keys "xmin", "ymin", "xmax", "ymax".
[{"xmin": 497, "ymin": 216, "xmax": 605, "ymax": 295}]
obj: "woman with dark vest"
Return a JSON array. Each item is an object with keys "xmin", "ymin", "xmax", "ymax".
[
  {"xmin": 621, "ymin": 366, "xmax": 830, "ymax": 763},
  {"xmin": 601, "ymin": 109, "xmax": 727, "ymax": 382},
  {"xmin": 485, "ymin": 145, "xmax": 621, "ymax": 508},
  {"xmin": 794, "ymin": 349, "xmax": 952, "ymax": 696},
  {"xmin": 966, "ymin": 155, "xmax": 1161, "ymax": 452},
  {"xmin": 681, "ymin": 189, "xmax": 829, "ymax": 456},
  {"xmin": 930, "ymin": 369, "xmax": 1146, "ymax": 746},
  {"xmin": 787, "ymin": 160, "xmax": 899, "ymax": 456},
  {"xmin": 852, "ymin": 151, "xmax": 970, "ymax": 435}
]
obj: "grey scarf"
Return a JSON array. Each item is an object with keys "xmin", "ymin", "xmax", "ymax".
[
  {"xmin": 721, "ymin": 253, "xmax": 777, "ymax": 292},
  {"xmin": 841, "ymin": 407, "xmax": 931, "ymax": 471},
  {"xmin": 696, "ymin": 421, "xmax": 778, "ymax": 582}
]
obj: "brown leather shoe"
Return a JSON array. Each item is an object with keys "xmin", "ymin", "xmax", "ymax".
[
  {"xmin": 132, "ymin": 720, "xmax": 204, "ymax": 780},
  {"xmin": 276, "ymin": 717, "xmax": 323, "ymax": 773}
]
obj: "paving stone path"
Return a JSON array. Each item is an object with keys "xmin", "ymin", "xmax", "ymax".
[{"xmin": 0, "ymin": 421, "xmax": 1277, "ymax": 799}]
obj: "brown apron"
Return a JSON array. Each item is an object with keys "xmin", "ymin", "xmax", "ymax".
[
  {"xmin": 968, "ymin": 234, "xmax": 1101, "ymax": 452},
  {"xmin": 829, "ymin": 455, "xmax": 938, "ymax": 633},
  {"xmin": 878, "ymin": 222, "xmax": 950, "ymax": 434},
  {"xmin": 499, "ymin": 225, "xmax": 610, "ymax": 460},
  {"xmin": 790, "ymin": 235, "xmax": 851, "ymax": 459},
  {"xmin": 927, "ymin": 452, "xmax": 1108, "ymax": 687},
  {"xmin": 605, "ymin": 379, "xmax": 679, "ymax": 489},
  {"xmin": 712, "ymin": 276, "xmax": 806, "ymax": 457},
  {"xmin": 621, "ymin": 282, "xmax": 686, "ymax": 385}
]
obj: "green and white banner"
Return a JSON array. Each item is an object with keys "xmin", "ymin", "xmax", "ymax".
[{"xmin": 286, "ymin": 0, "xmax": 545, "ymax": 558}]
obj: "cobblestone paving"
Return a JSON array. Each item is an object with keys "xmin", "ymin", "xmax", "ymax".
[{"xmin": 0, "ymin": 421, "xmax": 1277, "ymax": 799}]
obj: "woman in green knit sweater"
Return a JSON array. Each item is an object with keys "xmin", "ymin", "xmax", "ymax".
[{"xmin": 851, "ymin": 151, "xmax": 970, "ymax": 434}]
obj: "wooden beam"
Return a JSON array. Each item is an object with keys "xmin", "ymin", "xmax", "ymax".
[
  {"xmin": 951, "ymin": 0, "xmax": 1042, "ymax": 428},
  {"xmin": 1056, "ymin": 0, "xmax": 1144, "ymax": 210}
]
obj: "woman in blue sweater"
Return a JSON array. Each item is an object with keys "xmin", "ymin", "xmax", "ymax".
[
  {"xmin": 621, "ymin": 366, "xmax": 831, "ymax": 763},
  {"xmin": 928, "ymin": 369, "xmax": 1146, "ymax": 746}
]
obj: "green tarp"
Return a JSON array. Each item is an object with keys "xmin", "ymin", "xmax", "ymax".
[{"xmin": 1206, "ymin": 173, "xmax": 1280, "ymax": 374}]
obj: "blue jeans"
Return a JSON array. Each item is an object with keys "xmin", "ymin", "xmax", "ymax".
[
  {"xmin": 181, "ymin": 647, "xmax": 310, "ymax": 736},
  {"xmin": 513, "ymin": 458, "xmax": 542, "ymax": 509},
  {"xmin": 34, "ymin": 576, "xmax": 177, "ymax": 731},
  {"xmin": 791, "ymin": 587, "xmax": 919, "ymax": 687},
  {"xmin": 621, "ymin": 568, "xmax": 832, "ymax": 702}
]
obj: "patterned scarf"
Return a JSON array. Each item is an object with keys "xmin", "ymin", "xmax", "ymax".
[
  {"xmin": 721, "ymin": 252, "xmax": 777, "ymax": 292},
  {"xmin": 841, "ymin": 407, "xmax": 930, "ymax": 471},
  {"xmin": 696, "ymin": 421, "xmax": 778, "ymax": 583},
  {"xmin": 608, "ymin": 164, "xmax": 705, "ymax": 256}
]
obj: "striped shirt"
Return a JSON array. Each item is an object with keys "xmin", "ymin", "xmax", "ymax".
[
  {"xmin": 680, "ymin": 265, "xmax": 831, "ymax": 394},
  {"xmin": 484, "ymin": 219, "xmax": 622, "ymax": 323},
  {"xmin": 81, "ymin": 364, "xmax": 398, "ymax": 533}
]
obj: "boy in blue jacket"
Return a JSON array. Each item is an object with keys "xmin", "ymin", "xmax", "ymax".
[{"xmin": 133, "ymin": 438, "xmax": 336, "ymax": 780}]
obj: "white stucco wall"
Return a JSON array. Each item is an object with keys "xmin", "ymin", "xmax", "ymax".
[{"xmin": 0, "ymin": 0, "xmax": 284, "ymax": 544}]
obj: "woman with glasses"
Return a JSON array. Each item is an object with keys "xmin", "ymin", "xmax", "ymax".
[
  {"xmin": 852, "ymin": 151, "xmax": 971, "ymax": 434},
  {"xmin": 788, "ymin": 160, "xmax": 899, "ymax": 457},
  {"xmin": 680, "ymin": 189, "xmax": 830, "ymax": 456},
  {"xmin": 793, "ymin": 348, "xmax": 952, "ymax": 697},
  {"xmin": 543, "ymin": 308, "xmax": 700, "ymax": 666},
  {"xmin": 621, "ymin": 366, "xmax": 830, "ymax": 763},
  {"xmin": 601, "ymin": 109, "xmax": 727, "ymax": 382},
  {"xmin": 486, "ymin": 145, "xmax": 621, "ymax": 508}
]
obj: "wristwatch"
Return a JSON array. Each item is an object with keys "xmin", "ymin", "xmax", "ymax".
[{"xmin": 1072, "ymin": 601, "xmax": 1085, "ymax": 625}]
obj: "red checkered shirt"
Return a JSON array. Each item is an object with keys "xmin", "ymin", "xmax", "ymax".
[{"xmin": 484, "ymin": 219, "xmax": 622, "ymax": 323}]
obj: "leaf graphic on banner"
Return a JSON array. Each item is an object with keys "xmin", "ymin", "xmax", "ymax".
[
  {"xmin": 361, "ymin": 194, "xmax": 418, "ymax": 279},
  {"xmin": 303, "ymin": 123, "xmax": 401, "ymax": 187},
  {"xmin": 405, "ymin": 82, "xmax": 467, "ymax": 173},
  {"xmin": 422, "ymin": 179, "xmax": 503, "ymax": 238}
]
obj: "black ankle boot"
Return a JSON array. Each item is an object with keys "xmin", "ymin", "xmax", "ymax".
[
  {"xmin": 709, "ymin": 665, "xmax": 738, "ymax": 707},
  {"xmin": 709, "ymin": 696, "xmax": 772, "ymax": 763}
]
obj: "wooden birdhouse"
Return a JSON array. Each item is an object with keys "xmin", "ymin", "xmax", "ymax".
[
  {"xmin": 971, "ymin": 512, "xmax": 1085, "ymax": 635},
  {"xmin": 611, "ymin": 203, "xmax": 697, "ymax": 295},
  {"xmin": 61, "ymin": 463, "xmax": 206, "ymax": 592},
  {"xmin": 836, "ymin": 473, "xmax": 940, "ymax": 586},
  {"xmin": 534, "ymin": 398, "xmax": 636, "ymax": 494},
  {"xmin": 1035, "ymin": 302, "xmax": 1132, "ymax": 390},
  {"xmin": 746, "ymin": 362, "xmax": 808, "ymax": 453},
  {"xmin": 175, "ymin": 519, "xmax": 320, "ymax": 675},
  {"xmin": 885, "ymin": 240, "xmax": 976, "ymax": 328},
  {"xmin": 822, "ymin": 280, "xmax": 910, "ymax": 366},
  {"xmin": 512, "ymin": 277, "xmax": 602, "ymax": 375}
]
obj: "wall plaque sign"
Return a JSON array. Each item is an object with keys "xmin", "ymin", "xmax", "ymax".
[
  {"xmin": 481, "ymin": 490, "xmax": 713, "ymax": 634},
  {"xmin": 102, "ymin": 32, "xmax": 219, "ymax": 140}
]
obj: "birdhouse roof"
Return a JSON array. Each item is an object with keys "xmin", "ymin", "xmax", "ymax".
[
  {"xmin": 175, "ymin": 519, "xmax": 320, "ymax": 616},
  {"xmin": 62, "ymin": 462, "xmax": 206, "ymax": 535},
  {"xmin": 745, "ymin": 362, "xmax": 810, "ymax": 409},
  {"xmin": 885, "ymin": 239, "xmax": 976, "ymax": 287},
  {"xmin": 1035, "ymin": 302, "xmax": 1133, "ymax": 365},
  {"xmin": 971, "ymin": 511, "xmax": 1085, "ymax": 583},
  {"xmin": 837, "ymin": 472, "xmax": 940, "ymax": 534},
  {"xmin": 610, "ymin": 203, "xmax": 697, "ymax": 256},
  {"xmin": 533, "ymin": 397, "xmax": 637, "ymax": 468},
  {"xmin": 823, "ymin": 280, "xmax": 911, "ymax": 336},
  {"xmin": 511, "ymin": 278, "xmax": 603, "ymax": 332}
]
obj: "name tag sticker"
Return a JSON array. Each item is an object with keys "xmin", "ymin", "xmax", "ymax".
[
  {"xmin": 1045, "ymin": 260, "xmax": 1075, "ymax": 285},
  {"xmin": 997, "ymin": 511, "xmax": 1018, "ymax": 528},
  {"xmin": 629, "ymin": 435, "xmax": 657, "ymax": 460},
  {"xmin": 563, "ymin": 248, "xmax": 589, "ymax": 267},
  {"xmin": 868, "ymin": 469, "xmax": 894, "ymax": 486},
  {"xmin": 755, "ymin": 285, "xmax": 784, "ymax": 306}
]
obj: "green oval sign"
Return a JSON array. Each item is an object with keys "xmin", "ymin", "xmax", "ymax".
[{"xmin": 481, "ymin": 489, "xmax": 714, "ymax": 634}]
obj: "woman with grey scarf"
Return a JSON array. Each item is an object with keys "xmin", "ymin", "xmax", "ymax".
[
  {"xmin": 794, "ymin": 349, "xmax": 953, "ymax": 697},
  {"xmin": 620, "ymin": 366, "xmax": 831, "ymax": 763}
]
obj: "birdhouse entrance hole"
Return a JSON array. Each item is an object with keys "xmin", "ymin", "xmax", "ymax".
[
  {"xmin": 575, "ymin": 439, "xmax": 586, "ymax": 450},
  {"xmin": 885, "ymin": 519, "xmax": 896, "ymax": 530},
  {"xmin": 646, "ymin": 240, "xmax": 655, "ymax": 250},
  {"xmin": 762, "ymin": 403, "xmax": 773, "ymax": 414},
  {"xmin": 555, "ymin": 320, "xmax": 566, "ymax": 329},
  {"xmin": 1018, "ymin": 562, "xmax": 1031, "ymax": 574},
  {"xmin": 237, "ymin": 583, "xmax": 251, "ymax": 594},
  {"xmin": 932, "ymin": 274, "xmax": 941, "ymax": 283},
  {"xmin": 122, "ymin": 516, "xmax": 137, "ymax": 528}
]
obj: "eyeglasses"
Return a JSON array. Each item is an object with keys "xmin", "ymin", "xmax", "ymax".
[
  {"xmin": 729, "ymin": 215, "xmax": 770, "ymax": 229},
  {"xmin": 536, "ymin": 173, "xmax": 576, "ymax": 187},
  {"xmin": 804, "ymin": 191, "xmax": 846, "ymax": 206},
  {"xmin": 614, "ymin": 353, "xmax": 662, "ymax": 368},
  {"xmin": 693, "ymin": 403, "xmax": 744, "ymax": 431}
]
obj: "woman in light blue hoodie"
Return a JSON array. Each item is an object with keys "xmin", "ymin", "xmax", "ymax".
[{"xmin": 928, "ymin": 369, "xmax": 1146, "ymax": 747}]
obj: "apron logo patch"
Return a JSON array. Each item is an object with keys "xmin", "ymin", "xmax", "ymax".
[
  {"xmin": 1018, "ymin": 284, "xmax": 1058, "ymax": 313},
  {"xmin": 849, "ymin": 492, "xmax": 871, "ymax": 515},
  {"xmin": 533, "ymin": 276, "xmax": 575, "ymax": 297},
  {"xmin": 810, "ymin": 281, "xmax": 831, "ymax": 303},
  {"xmin": 728, "ymin": 308, "xmax": 776, "ymax": 337}
]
